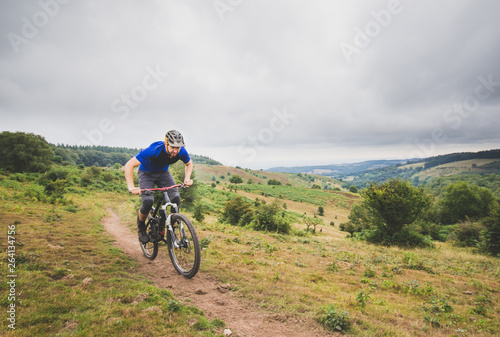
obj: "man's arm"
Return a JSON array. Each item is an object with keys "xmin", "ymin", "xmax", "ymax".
[
  {"xmin": 184, "ymin": 160, "xmax": 193, "ymax": 186},
  {"xmin": 124, "ymin": 157, "xmax": 141, "ymax": 194}
]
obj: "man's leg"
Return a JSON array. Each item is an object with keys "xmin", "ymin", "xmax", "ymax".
[{"xmin": 137, "ymin": 170, "xmax": 155, "ymax": 243}]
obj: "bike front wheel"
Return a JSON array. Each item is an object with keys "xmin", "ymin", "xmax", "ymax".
[{"xmin": 167, "ymin": 213, "xmax": 201, "ymax": 278}]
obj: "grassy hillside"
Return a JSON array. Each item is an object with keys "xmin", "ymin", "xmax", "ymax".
[
  {"xmin": 190, "ymin": 171, "xmax": 500, "ymax": 336},
  {"xmin": 1, "ymin": 161, "xmax": 499, "ymax": 336},
  {"xmin": 0, "ymin": 188, "xmax": 222, "ymax": 336},
  {"xmin": 194, "ymin": 164, "xmax": 343, "ymax": 190}
]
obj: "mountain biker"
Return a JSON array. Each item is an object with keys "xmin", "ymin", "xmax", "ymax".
[{"xmin": 124, "ymin": 130, "xmax": 193, "ymax": 243}]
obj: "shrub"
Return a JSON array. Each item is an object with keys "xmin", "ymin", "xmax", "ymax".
[
  {"xmin": 368, "ymin": 226, "xmax": 434, "ymax": 248},
  {"xmin": 229, "ymin": 175, "xmax": 243, "ymax": 184},
  {"xmin": 449, "ymin": 220, "xmax": 485, "ymax": 247},
  {"xmin": 267, "ymin": 179, "xmax": 282, "ymax": 186},
  {"xmin": 319, "ymin": 305, "xmax": 351, "ymax": 333},
  {"xmin": 220, "ymin": 196, "xmax": 253, "ymax": 226},
  {"xmin": 193, "ymin": 202, "xmax": 207, "ymax": 222},
  {"xmin": 24, "ymin": 183, "xmax": 47, "ymax": 202},
  {"xmin": 478, "ymin": 209, "xmax": 500, "ymax": 256},
  {"xmin": 252, "ymin": 200, "xmax": 291, "ymax": 234},
  {"xmin": 318, "ymin": 206, "xmax": 324, "ymax": 216}
]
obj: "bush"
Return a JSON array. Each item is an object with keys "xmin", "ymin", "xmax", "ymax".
[
  {"xmin": 367, "ymin": 226, "xmax": 434, "ymax": 248},
  {"xmin": 229, "ymin": 175, "xmax": 243, "ymax": 184},
  {"xmin": 24, "ymin": 183, "xmax": 47, "ymax": 202},
  {"xmin": 319, "ymin": 305, "xmax": 351, "ymax": 333},
  {"xmin": 193, "ymin": 202, "xmax": 207, "ymax": 222},
  {"xmin": 220, "ymin": 196, "xmax": 253, "ymax": 226},
  {"xmin": 480, "ymin": 210, "xmax": 500, "ymax": 256},
  {"xmin": 252, "ymin": 200, "xmax": 291, "ymax": 234},
  {"xmin": 449, "ymin": 220, "xmax": 485, "ymax": 247},
  {"xmin": 267, "ymin": 179, "xmax": 282, "ymax": 186}
]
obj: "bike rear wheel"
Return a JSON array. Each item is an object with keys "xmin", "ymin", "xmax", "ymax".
[
  {"xmin": 140, "ymin": 216, "xmax": 158, "ymax": 260},
  {"xmin": 167, "ymin": 213, "xmax": 201, "ymax": 278},
  {"xmin": 140, "ymin": 240, "xmax": 158, "ymax": 260}
]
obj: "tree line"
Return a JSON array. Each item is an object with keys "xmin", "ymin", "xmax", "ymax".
[{"xmin": 0, "ymin": 131, "xmax": 221, "ymax": 172}]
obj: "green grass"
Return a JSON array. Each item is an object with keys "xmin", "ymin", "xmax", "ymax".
[
  {"xmin": 197, "ymin": 218, "xmax": 500, "ymax": 336},
  {"xmin": 0, "ymin": 188, "xmax": 225, "ymax": 337},
  {"xmin": 1, "ymin": 168, "xmax": 499, "ymax": 336}
]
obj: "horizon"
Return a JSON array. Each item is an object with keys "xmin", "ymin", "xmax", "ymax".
[{"xmin": 7, "ymin": 129, "xmax": 497, "ymax": 171}]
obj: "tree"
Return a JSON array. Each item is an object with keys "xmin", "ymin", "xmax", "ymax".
[
  {"xmin": 361, "ymin": 178, "xmax": 432, "ymax": 247},
  {"xmin": 229, "ymin": 175, "xmax": 243, "ymax": 184},
  {"xmin": 318, "ymin": 206, "xmax": 325, "ymax": 216},
  {"xmin": 349, "ymin": 185, "xmax": 358, "ymax": 193},
  {"xmin": 439, "ymin": 181, "xmax": 496, "ymax": 224},
  {"xmin": 0, "ymin": 131, "xmax": 54, "ymax": 172},
  {"xmin": 304, "ymin": 215, "xmax": 322, "ymax": 234}
]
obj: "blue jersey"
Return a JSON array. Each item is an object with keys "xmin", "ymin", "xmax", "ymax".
[{"xmin": 135, "ymin": 141, "xmax": 190, "ymax": 172}]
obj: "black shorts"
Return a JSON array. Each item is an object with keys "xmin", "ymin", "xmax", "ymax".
[{"xmin": 138, "ymin": 169, "xmax": 179, "ymax": 209}]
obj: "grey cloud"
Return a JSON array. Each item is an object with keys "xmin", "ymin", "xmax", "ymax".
[{"xmin": 1, "ymin": 0, "xmax": 499, "ymax": 168}]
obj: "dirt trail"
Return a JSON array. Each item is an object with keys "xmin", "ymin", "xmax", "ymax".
[{"xmin": 101, "ymin": 208, "xmax": 335, "ymax": 337}]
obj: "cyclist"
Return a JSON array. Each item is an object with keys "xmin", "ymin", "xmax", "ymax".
[{"xmin": 124, "ymin": 130, "xmax": 193, "ymax": 243}]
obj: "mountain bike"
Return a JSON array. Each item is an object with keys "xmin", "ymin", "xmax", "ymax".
[{"xmin": 139, "ymin": 184, "xmax": 200, "ymax": 279}]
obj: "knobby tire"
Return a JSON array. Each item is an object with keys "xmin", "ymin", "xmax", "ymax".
[{"xmin": 167, "ymin": 213, "xmax": 201, "ymax": 278}]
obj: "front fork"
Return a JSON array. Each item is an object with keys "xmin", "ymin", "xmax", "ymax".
[{"xmin": 165, "ymin": 213, "xmax": 186, "ymax": 248}]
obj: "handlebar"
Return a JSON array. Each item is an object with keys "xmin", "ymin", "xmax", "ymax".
[{"xmin": 140, "ymin": 184, "xmax": 187, "ymax": 195}]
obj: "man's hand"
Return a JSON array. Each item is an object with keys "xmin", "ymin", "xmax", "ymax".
[
  {"xmin": 128, "ymin": 187, "xmax": 141, "ymax": 195},
  {"xmin": 184, "ymin": 179, "xmax": 193, "ymax": 187}
]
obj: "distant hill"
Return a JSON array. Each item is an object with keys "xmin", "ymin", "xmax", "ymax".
[
  {"xmin": 338, "ymin": 149, "xmax": 500, "ymax": 197},
  {"xmin": 267, "ymin": 149, "xmax": 500, "ymax": 178},
  {"xmin": 267, "ymin": 159, "xmax": 413, "ymax": 176},
  {"xmin": 265, "ymin": 149, "xmax": 500, "ymax": 197}
]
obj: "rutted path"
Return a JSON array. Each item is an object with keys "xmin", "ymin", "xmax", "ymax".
[{"xmin": 101, "ymin": 207, "xmax": 336, "ymax": 337}]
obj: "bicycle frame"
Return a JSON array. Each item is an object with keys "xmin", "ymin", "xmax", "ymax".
[
  {"xmin": 143, "ymin": 184, "xmax": 183, "ymax": 244},
  {"xmin": 138, "ymin": 183, "xmax": 201, "ymax": 278}
]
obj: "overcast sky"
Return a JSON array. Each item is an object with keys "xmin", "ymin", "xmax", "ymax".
[{"xmin": 1, "ymin": 0, "xmax": 500, "ymax": 169}]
